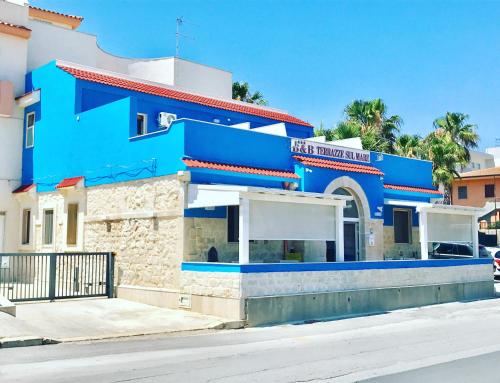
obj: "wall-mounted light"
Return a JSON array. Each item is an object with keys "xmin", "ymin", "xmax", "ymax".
[{"xmin": 376, "ymin": 153, "xmax": 383, "ymax": 161}]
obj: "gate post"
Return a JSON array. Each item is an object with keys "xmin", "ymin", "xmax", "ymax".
[
  {"xmin": 48, "ymin": 253, "xmax": 57, "ymax": 301},
  {"xmin": 106, "ymin": 252, "xmax": 115, "ymax": 298}
]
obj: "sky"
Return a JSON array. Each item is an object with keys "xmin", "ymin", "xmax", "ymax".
[{"xmin": 32, "ymin": 0, "xmax": 500, "ymax": 149}]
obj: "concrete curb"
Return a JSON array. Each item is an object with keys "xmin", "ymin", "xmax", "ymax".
[
  {"xmin": 0, "ymin": 336, "xmax": 44, "ymax": 348},
  {"xmin": 0, "ymin": 320, "xmax": 245, "ymax": 348}
]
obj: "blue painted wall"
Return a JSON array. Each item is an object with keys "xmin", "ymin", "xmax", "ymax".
[
  {"xmin": 371, "ymin": 152, "xmax": 434, "ymax": 189},
  {"xmin": 383, "ymin": 205, "xmax": 419, "ymax": 227},
  {"xmin": 21, "ymin": 60, "xmax": 438, "ymax": 221}
]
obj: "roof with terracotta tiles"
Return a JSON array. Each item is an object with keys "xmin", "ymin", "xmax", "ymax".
[
  {"xmin": 12, "ymin": 184, "xmax": 35, "ymax": 194},
  {"xmin": 29, "ymin": 6, "xmax": 83, "ymax": 30},
  {"xmin": 0, "ymin": 20, "xmax": 31, "ymax": 39},
  {"xmin": 29, "ymin": 5, "xmax": 84, "ymax": 20},
  {"xmin": 183, "ymin": 158, "xmax": 300, "ymax": 179},
  {"xmin": 457, "ymin": 166, "xmax": 500, "ymax": 179},
  {"xmin": 57, "ymin": 64, "xmax": 313, "ymax": 128},
  {"xmin": 56, "ymin": 176, "xmax": 85, "ymax": 189},
  {"xmin": 384, "ymin": 183, "xmax": 442, "ymax": 195},
  {"xmin": 293, "ymin": 155, "xmax": 384, "ymax": 176}
]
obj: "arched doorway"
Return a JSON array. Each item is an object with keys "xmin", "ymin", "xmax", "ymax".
[
  {"xmin": 333, "ymin": 188, "xmax": 360, "ymax": 262},
  {"xmin": 324, "ymin": 177, "xmax": 370, "ymax": 262}
]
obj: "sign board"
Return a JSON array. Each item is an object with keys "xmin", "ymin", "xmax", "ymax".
[
  {"xmin": 0, "ymin": 256, "xmax": 9, "ymax": 269},
  {"xmin": 291, "ymin": 139, "xmax": 370, "ymax": 163}
]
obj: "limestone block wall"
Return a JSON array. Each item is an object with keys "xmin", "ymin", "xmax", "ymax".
[
  {"xmin": 84, "ymin": 175, "xmax": 184, "ymax": 291},
  {"xmin": 183, "ymin": 217, "xmax": 283, "ymax": 263},
  {"xmin": 180, "ymin": 270, "xmax": 241, "ymax": 299},
  {"xmin": 240, "ymin": 263, "xmax": 492, "ymax": 298},
  {"xmin": 383, "ymin": 226, "xmax": 421, "ymax": 259},
  {"xmin": 365, "ymin": 219, "xmax": 384, "ymax": 261}
]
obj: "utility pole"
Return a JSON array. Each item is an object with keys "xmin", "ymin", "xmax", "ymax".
[
  {"xmin": 175, "ymin": 17, "xmax": 196, "ymax": 58},
  {"xmin": 175, "ymin": 17, "xmax": 183, "ymax": 57}
]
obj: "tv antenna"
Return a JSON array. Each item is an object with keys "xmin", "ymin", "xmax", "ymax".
[{"xmin": 175, "ymin": 17, "xmax": 196, "ymax": 57}]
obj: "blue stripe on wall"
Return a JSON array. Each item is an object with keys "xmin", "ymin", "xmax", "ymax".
[{"xmin": 181, "ymin": 258, "xmax": 492, "ymax": 273}]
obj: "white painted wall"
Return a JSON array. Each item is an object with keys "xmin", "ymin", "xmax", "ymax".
[
  {"xmin": 460, "ymin": 149, "xmax": 496, "ymax": 173},
  {"xmin": 485, "ymin": 147, "xmax": 500, "ymax": 167}
]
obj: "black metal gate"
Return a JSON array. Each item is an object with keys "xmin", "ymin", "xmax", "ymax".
[{"xmin": 0, "ymin": 253, "xmax": 114, "ymax": 302}]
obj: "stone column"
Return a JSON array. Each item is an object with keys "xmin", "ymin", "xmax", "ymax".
[
  {"xmin": 239, "ymin": 197, "xmax": 250, "ymax": 264},
  {"xmin": 419, "ymin": 210, "xmax": 429, "ymax": 260},
  {"xmin": 335, "ymin": 205, "xmax": 344, "ymax": 262}
]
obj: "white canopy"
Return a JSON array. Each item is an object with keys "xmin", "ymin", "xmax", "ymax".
[
  {"xmin": 385, "ymin": 199, "xmax": 483, "ymax": 258},
  {"xmin": 186, "ymin": 184, "xmax": 349, "ymax": 263}
]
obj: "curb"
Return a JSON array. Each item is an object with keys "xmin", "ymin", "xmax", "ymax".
[
  {"xmin": 0, "ymin": 320, "xmax": 246, "ymax": 348},
  {"xmin": 0, "ymin": 336, "xmax": 45, "ymax": 348}
]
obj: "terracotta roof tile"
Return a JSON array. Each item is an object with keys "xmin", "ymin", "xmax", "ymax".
[
  {"xmin": 384, "ymin": 183, "xmax": 442, "ymax": 195},
  {"xmin": 0, "ymin": 20, "xmax": 31, "ymax": 39},
  {"xmin": 56, "ymin": 176, "xmax": 84, "ymax": 189},
  {"xmin": 293, "ymin": 155, "xmax": 384, "ymax": 176},
  {"xmin": 12, "ymin": 184, "xmax": 35, "ymax": 194},
  {"xmin": 58, "ymin": 65, "xmax": 312, "ymax": 128},
  {"xmin": 183, "ymin": 158, "xmax": 300, "ymax": 179},
  {"xmin": 458, "ymin": 166, "xmax": 500, "ymax": 179},
  {"xmin": 29, "ymin": 5, "xmax": 83, "ymax": 20}
]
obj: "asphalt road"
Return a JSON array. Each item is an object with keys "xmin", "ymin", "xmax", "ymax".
[
  {"xmin": 2, "ymin": 299, "xmax": 500, "ymax": 383},
  {"xmin": 363, "ymin": 350, "xmax": 500, "ymax": 382}
]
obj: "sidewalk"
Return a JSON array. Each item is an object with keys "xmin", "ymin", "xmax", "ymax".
[{"xmin": 0, "ymin": 298, "xmax": 234, "ymax": 347}]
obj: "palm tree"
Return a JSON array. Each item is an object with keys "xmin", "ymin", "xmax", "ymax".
[
  {"xmin": 344, "ymin": 99, "xmax": 402, "ymax": 153},
  {"xmin": 232, "ymin": 82, "xmax": 267, "ymax": 105},
  {"xmin": 394, "ymin": 134, "xmax": 423, "ymax": 158},
  {"xmin": 314, "ymin": 121, "xmax": 389, "ymax": 152},
  {"xmin": 433, "ymin": 112, "xmax": 479, "ymax": 162}
]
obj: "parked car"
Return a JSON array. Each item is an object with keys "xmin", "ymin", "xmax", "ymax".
[
  {"xmin": 429, "ymin": 242, "xmax": 492, "ymax": 259},
  {"xmin": 487, "ymin": 247, "xmax": 500, "ymax": 281}
]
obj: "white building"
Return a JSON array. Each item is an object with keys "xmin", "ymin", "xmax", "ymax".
[
  {"xmin": 0, "ymin": 0, "xmax": 233, "ymax": 252},
  {"xmin": 459, "ymin": 149, "xmax": 496, "ymax": 173},
  {"xmin": 486, "ymin": 144, "xmax": 500, "ymax": 167}
]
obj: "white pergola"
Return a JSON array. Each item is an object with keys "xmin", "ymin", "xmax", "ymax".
[
  {"xmin": 385, "ymin": 199, "xmax": 484, "ymax": 259},
  {"xmin": 186, "ymin": 184, "xmax": 350, "ymax": 264}
]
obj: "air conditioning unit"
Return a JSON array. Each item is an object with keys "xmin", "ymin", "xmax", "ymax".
[{"xmin": 158, "ymin": 112, "xmax": 177, "ymax": 129}]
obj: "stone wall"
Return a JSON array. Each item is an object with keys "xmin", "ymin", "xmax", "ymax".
[
  {"xmin": 183, "ymin": 217, "xmax": 284, "ymax": 263},
  {"xmin": 238, "ymin": 263, "xmax": 492, "ymax": 297},
  {"xmin": 383, "ymin": 226, "xmax": 421, "ymax": 259},
  {"xmin": 84, "ymin": 175, "xmax": 184, "ymax": 291},
  {"xmin": 180, "ymin": 270, "xmax": 241, "ymax": 299}
]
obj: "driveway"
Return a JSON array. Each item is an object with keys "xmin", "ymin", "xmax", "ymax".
[{"xmin": 0, "ymin": 298, "xmax": 228, "ymax": 343}]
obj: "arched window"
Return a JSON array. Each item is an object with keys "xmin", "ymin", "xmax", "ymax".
[{"xmin": 333, "ymin": 188, "xmax": 359, "ymax": 219}]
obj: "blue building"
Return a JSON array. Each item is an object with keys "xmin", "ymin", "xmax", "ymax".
[{"xmin": 13, "ymin": 60, "xmax": 487, "ymax": 322}]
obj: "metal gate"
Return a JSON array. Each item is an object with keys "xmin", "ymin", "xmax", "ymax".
[{"xmin": 0, "ymin": 253, "xmax": 114, "ymax": 302}]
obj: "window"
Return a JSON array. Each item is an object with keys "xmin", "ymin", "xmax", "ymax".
[
  {"xmin": 67, "ymin": 203, "xmax": 78, "ymax": 246},
  {"xmin": 136, "ymin": 113, "xmax": 147, "ymax": 136},
  {"xmin": 43, "ymin": 209, "xmax": 54, "ymax": 245},
  {"xmin": 227, "ymin": 206, "xmax": 239, "ymax": 243},
  {"xmin": 393, "ymin": 209, "xmax": 411, "ymax": 244},
  {"xmin": 485, "ymin": 184, "xmax": 495, "ymax": 198},
  {"xmin": 21, "ymin": 209, "xmax": 31, "ymax": 245},
  {"xmin": 458, "ymin": 186, "xmax": 468, "ymax": 199},
  {"xmin": 25, "ymin": 112, "xmax": 35, "ymax": 148}
]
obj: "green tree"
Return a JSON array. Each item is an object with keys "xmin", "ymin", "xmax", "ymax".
[
  {"xmin": 232, "ymin": 82, "xmax": 267, "ymax": 105},
  {"xmin": 421, "ymin": 113, "xmax": 479, "ymax": 199},
  {"xmin": 314, "ymin": 99, "xmax": 401, "ymax": 153},
  {"xmin": 394, "ymin": 134, "xmax": 423, "ymax": 158},
  {"xmin": 432, "ymin": 112, "xmax": 479, "ymax": 162},
  {"xmin": 344, "ymin": 99, "xmax": 403, "ymax": 153}
]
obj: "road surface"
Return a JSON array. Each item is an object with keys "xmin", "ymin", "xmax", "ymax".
[{"xmin": 2, "ymin": 299, "xmax": 500, "ymax": 382}]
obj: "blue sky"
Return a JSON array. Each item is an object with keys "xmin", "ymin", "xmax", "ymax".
[{"xmin": 32, "ymin": 0, "xmax": 499, "ymax": 149}]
